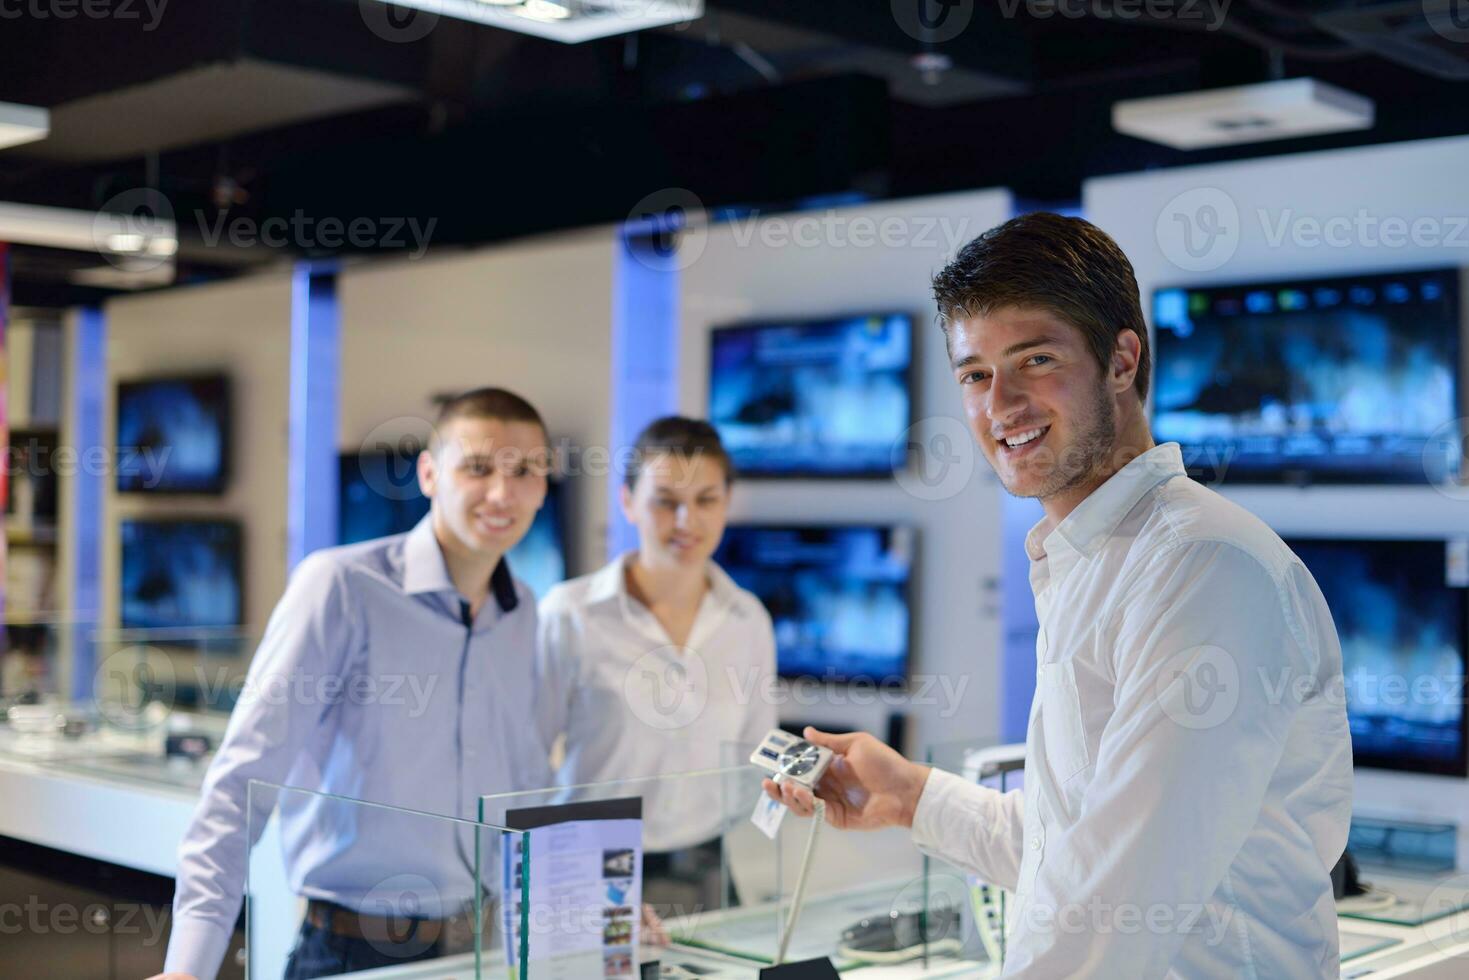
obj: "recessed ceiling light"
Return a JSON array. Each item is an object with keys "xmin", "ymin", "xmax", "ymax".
[{"xmin": 520, "ymin": 0, "xmax": 571, "ymax": 20}]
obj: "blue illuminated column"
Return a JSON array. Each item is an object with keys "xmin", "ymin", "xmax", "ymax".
[
  {"xmin": 606, "ymin": 225, "xmax": 680, "ymax": 559},
  {"xmin": 287, "ymin": 262, "xmax": 340, "ymax": 572},
  {"xmin": 68, "ymin": 307, "xmax": 106, "ymax": 699}
]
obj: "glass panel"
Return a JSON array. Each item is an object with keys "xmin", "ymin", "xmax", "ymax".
[
  {"xmin": 247, "ymin": 779, "xmax": 527, "ymax": 980},
  {"xmin": 1335, "ymin": 868, "xmax": 1469, "ymax": 927},
  {"xmin": 484, "ymin": 756, "xmax": 1003, "ymax": 977},
  {"xmin": 922, "ymin": 737, "xmax": 1020, "ymax": 973}
]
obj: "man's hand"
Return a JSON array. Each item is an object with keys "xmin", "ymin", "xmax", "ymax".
[
  {"xmin": 641, "ymin": 903, "xmax": 669, "ymax": 946},
  {"xmin": 761, "ymin": 727, "xmax": 931, "ymax": 831}
]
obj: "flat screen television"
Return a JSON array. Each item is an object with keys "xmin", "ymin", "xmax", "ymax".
[
  {"xmin": 121, "ymin": 519, "xmax": 243, "ymax": 630},
  {"xmin": 115, "ymin": 374, "xmax": 231, "ymax": 493},
  {"xmin": 1152, "ymin": 268, "xmax": 1461, "ymax": 485},
  {"xmin": 714, "ymin": 524, "xmax": 915, "ymax": 683},
  {"xmin": 1286, "ymin": 536, "xmax": 1469, "ymax": 777},
  {"xmin": 708, "ymin": 314, "xmax": 913, "ymax": 477},
  {"xmin": 337, "ymin": 451, "xmax": 568, "ymax": 599}
]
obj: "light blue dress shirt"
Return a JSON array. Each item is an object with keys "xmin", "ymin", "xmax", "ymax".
[{"xmin": 164, "ymin": 516, "xmax": 550, "ymax": 979}]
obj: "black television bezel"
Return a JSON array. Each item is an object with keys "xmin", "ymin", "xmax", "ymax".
[
  {"xmin": 715, "ymin": 522, "xmax": 917, "ymax": 686},
  {"xmin": 115, "ymin": 373, "xmax": 233, "ymax": 495},
  {"xmin": 1150, "ymin": 267, "xmax": 1463, "ymax": 488},
  {"xmin": 707, "ymin": 313, "xmax": 918, "ymax": 480},
  {"xmin": 1284, "ymin": 534, "xmax": 1469, "ymax": 779},
  {"xmin": 119, "ymin": 517, "xmax": 245, "ymax": 632},
  {"xmin": 335, "ymin": 448, "xmax": 572, "ymax": 582}
]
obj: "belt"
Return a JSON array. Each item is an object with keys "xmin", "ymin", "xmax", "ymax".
[{"xmin": 305, "ymin": 899, "xmax": 483, "ymax": 950}]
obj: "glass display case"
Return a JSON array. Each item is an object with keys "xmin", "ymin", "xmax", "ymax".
[
  {"xmin": 481, "ymin": 758, "xmax": 997, "ymax": 978},
  {"xmin": 247, "ymin": 779, "xmax": 530, "ymax": 980}
]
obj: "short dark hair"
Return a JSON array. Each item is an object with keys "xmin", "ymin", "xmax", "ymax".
[
  {"xmin": 431, "ymin": 387, "xmax": 548, "ymax": 449},
  {"xmin": 931, "ymin": 212, "xmax": 1151, "ymax": 402},
  {"xmin": 624, "ymin": 416, "xmax": 733, "ymax": 490}
]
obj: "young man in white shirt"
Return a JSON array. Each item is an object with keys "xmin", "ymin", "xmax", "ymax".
[{"xmin": 767, "ymin": 212, "xmax": 1354, "ymax": 978}]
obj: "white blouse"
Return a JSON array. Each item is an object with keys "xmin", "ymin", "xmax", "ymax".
[{"xmin": 535, "ymin": 553, "xmax": 778, "ymax": 850}]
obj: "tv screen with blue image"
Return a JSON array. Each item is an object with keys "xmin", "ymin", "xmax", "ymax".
[
  {"xmin": 1286, "ymin": 536, "xmax": 1468, "ymax": 776},
  {"xmin": 116, "ymin": 375, "xmax": 230, "ymax": 493},
  {"xmin": 708, "ymin": 314, "xmax": 913, "ymax": 477},
  {"xmin": 714, "ymin": 524, "xmax": 914, "ymax": 683},
  {"xmin": 121, "ymin": 520, "xmax": 243, "ymax": 630},
  {"xmin": 338, "ymin": 451, "xmax": 568, "ymax": 599},
  {"xmin": 1152, "ymin": 268, "xmax": 1461, "ymax": 485}
]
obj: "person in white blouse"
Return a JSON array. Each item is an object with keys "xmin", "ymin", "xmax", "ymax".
[
  {"xmin": 768, "ymin": 212, "xmax": 1353, "ymax": 978},
  {"xmin": 537, "ymin": 416, "xmax": 778, "ymax": 909}
]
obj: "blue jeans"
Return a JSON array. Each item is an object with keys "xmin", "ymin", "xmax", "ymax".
[{"xmin": 282, "ymin": 921, "xmax": 442, "ymax": 979}]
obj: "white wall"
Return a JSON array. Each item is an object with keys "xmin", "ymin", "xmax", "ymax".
[
  {"xmin": 1085, "ymin": 134, "xmax": 1469, "ymax": 855},
  {"xmin": 102, "ymin": 273, "xmax": 294, "ymax": 639},
  {"xmin": 337, "ymin": 228, "xmax": 617, "ymax": 577},
  {"xmin": 680, "ymin": 189, "xmax": 1015, "ymax": 753}
]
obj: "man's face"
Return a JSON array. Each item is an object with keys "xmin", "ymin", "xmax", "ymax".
[
  {"xmin": 949, "ymin": 306, "xmax": 1119, "ymax": 501},
  {"xmin": 418, "ymin": 416, "xmax": 549, "ymax": 559},
  {"xmin": 620, "ymin": 452, "xmax": 730, "ymax": 572}
]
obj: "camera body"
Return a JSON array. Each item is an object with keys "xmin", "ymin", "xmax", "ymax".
[{"xmin": 749, "ymin": 729, "xmax": 834, "ymax": 788}]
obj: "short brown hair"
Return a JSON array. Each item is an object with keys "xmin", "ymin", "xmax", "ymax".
[
  {"xmin": 931, "ymin": 212, "xmax": 1151, "ymax": 402},
  {"xmin": 431, "ymin": 387, "xmax": 548, "ymax": 449},
  {"xmin": 624, "ymin": 416, "xmax": 733, "ymax": 489}
]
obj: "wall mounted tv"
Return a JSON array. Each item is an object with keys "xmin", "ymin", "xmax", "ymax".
[
  {"xmin": 1286, "ymin": 536, "xmax": 1468, "ymax": 777},
  {"xmin": 714, "ymin": 524, "xmax": 914, "ymax": 684},
  {"xmin": 121, "ymin": 519, "xmax": 243, "ymax": 630},
  {"xmin": 337, "ymin": 450, "xmax": 569, "ymax": 599},
  {"xmin": 708, "ymin": 314, "xmax": 913, "ymax": 477},
  {"xmin": 115, "ymin": 374, "xmax": 231, "ymax": 493},
  {"xmin": 1152, "ymin": 268, "xmax": 1461, "ymax": 485}
]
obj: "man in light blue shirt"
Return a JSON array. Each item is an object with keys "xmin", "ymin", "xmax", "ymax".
[{"xmin": 154, "ymin": 388, "xmax": 554, "ymax": 980}]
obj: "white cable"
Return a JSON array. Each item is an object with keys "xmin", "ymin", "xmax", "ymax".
[{"xmin": 774, "ymin": 795, "xmax": 825, "ymax": 965}]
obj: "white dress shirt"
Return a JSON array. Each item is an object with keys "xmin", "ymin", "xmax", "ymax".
[
  {"xmin": 911, "ymin": 442, "xmax": 1353, "ymax": 979},
  {"xmin": 536, "ymin": 553, "xmax": 778, "ymax": 850}
]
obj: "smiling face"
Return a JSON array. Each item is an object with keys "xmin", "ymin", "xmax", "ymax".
[
  {"xmin": 950, "ymin": 306, "xmax": 1129, "ymax": 503},
  {"xmin": 418, "ymin": 415, "xmax": 549, "ymax": 563},
  {"xmin": 621, "ymin": 451, "xmax": 730, "ymax": 573}
]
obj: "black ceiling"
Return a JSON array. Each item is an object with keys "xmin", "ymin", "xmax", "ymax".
[{"xmin": 1, "ymin": 0, "xmax": 1467, "ymax": 307}]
